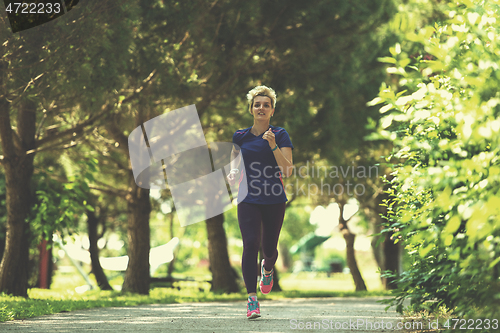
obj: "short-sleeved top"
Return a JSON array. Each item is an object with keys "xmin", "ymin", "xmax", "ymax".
[{"xmin": 232, "ymin": 125, "xmax": 294, "ymax": 204}]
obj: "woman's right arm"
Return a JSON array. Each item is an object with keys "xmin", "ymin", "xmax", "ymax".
[{"xmin": 227, "ymin": 146, "xmax": 241, "ymax": 186}]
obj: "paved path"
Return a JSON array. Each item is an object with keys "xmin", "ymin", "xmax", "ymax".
[{"xmin": 0, "ymin": 297, "xmax": 414, "ymax": 332}]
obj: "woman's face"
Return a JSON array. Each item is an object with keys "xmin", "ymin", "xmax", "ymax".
[{"xmin": 251, "ymin": 96, "xmax": 274, "ymax": 120}]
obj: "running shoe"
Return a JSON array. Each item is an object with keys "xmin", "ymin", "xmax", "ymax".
[
  {"xmin": 247, "ymin": 296, "xmax": 261, "ymax": 319},
  {"xmin": 259, "ymin": 259, "xmax": 274, "ymax": 294}
]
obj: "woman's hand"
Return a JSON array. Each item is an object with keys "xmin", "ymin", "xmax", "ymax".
[
  {"xmin": 228, "ymin": 147, "xmax": 241, "ymax": 186},
  {"xmin": 263, "ymin": 127, "xmax": 276, "ymax": 149},
  {"xmin": 227, "ymin": 170, "xmax": 237, "ymax": 186}
]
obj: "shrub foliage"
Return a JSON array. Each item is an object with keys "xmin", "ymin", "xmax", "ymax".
[{"xmin": 373, "ymin": 0, "xmax": 500, "ymax": 317}]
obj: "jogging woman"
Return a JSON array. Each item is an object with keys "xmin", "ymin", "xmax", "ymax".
[{"xmin": 227, "ymin": 85, "xmax": 294, "ymax": 319}]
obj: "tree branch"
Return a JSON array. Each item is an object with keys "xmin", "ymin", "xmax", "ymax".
[
  {"xmin": 26, "ymin": 137, "xmax": 86, "ymax": 156},
  {"xmin": 104, "ymin": 70, "xmax": 157, "ymax": 153},
  {"xmin": 36, "ymin": 104, "xmax": 111, "ymax": 148},
  {"xmin": 88, "ymin": 184, "xmax": 128, "ymax": 198},
  {"xmin": 104, "ymin": 117, "xmax": 129, "ymax": 153},
  {"xmin": 35, "ymin": 69, "xmax": 157, "ymax": 150}
]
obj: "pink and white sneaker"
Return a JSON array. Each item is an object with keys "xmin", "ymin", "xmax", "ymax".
[
  {"xmin": 247, "ymin": 296, "xmax": 261, "ymax": 319},
  {"xmin": 259, "ymin": 259, "xmax": 274, "ymax": 294}
]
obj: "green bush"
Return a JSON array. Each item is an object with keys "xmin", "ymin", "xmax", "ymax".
[
  {"xmin": 314, "ymin": 247, "xmax": 346, "ymax": 272},
  {"xmin": 372, "ymin": 0, "xmax": 500, "ymax": 318}
]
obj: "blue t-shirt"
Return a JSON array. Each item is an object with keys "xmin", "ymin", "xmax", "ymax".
[{"xmin": 232, "ymin": 125, "xmax": 294, "ymax": 204}]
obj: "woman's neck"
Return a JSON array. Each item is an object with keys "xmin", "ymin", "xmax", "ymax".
[{"xmin": 251, "ymin": 121, "xmax": 270, "ymax": 136}]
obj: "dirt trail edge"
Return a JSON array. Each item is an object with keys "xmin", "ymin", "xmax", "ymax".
[{"xmin": 1, "ymin": 297, "xmax": 417, "ymax": 332}]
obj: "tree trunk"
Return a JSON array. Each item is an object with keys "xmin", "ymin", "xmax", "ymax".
[
  {"xmin": 338, "ymin": 203, "xmax": 367, "ymax": 292},
  {"xmin": 122, "ymin": 179, "xmax": 151, "ymax": 294},
  {"xmin": 0, "ymin": 175, "xmax": 6, "ymax": 263},
  {"xmin": 167, "ymin": 205, "xmax": 176, "ymax": 278},
  {"xmin": 360, "ymin": 170, "xmax": 402, "ymax": 290},
  {"xmin": 369, "ymin": 218, "xmax": 384, "ymax": 272},
  {"xmin": 87, "ymin": 209, "xmax": 113, "ymax": 291},
  {"xmin": 381, "ymin": 173, "xmax": 402, "ymax": 289},
  {"xmin": 205, "ymin": 213, "xmax": 240, "ymax": 293},
  {"xmin": 340, "ymin": 226, "xmax": 367, "ymax": 291},
  {"xmin": 105, "ymin": 101, "xmax": 152, "ymax": 295},
  {"xmin": 37, "ymin": 239, "xmax": 53, "ymax": 289},
  {"xmin": 279, "ymin": 243, "xmax": 292, "ymax": 271},
  {"xmin": 366, "ymin": 206, "xmax": 386, "ymax": 285},
  {"xmin": 0, "ymin": 91, "xmax": 37, "ymax": 296},
  {"xmin": 383, "ymin": 233, "xmax": 401, "ymax": 290},
  {"xmin": 272, "ymin": 268, "xmax": 282, "ymax": 291}
]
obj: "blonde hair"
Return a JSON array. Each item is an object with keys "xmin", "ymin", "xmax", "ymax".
[{"xmin": 247, "ymin": 85, "xmax": 276, "ymax": 113}]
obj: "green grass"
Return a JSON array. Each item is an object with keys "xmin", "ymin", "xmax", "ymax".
[
  {"xmin": 0, "ymin": 268, "xmax": 391, "ymax": 323},
  {"xmin": 280, "ymin": 271, "xmax": 383, "ymax": 291}
]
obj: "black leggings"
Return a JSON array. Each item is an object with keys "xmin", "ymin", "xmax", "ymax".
[{"xmin": 237, "ymin": 202, "xmax": 286, "ymax": 294}]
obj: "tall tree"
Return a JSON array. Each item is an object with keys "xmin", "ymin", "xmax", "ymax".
[
  {"xmin": 104, "ymin": 104, "xmax": 153, "ymax": 294},
  {"xmin": 0, "ymin": 96, "xmax": 36, "ymax": 296},
  {"xmin": 337, "ymin": 199, "xmax": 367, "ymax": 291}
]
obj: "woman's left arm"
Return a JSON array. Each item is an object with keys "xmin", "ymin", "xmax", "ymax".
[
  {"xmin": 263, "ymin": 128, "xmax": 294, "ymax": 177},
  {"xmin": 273, "ymin": 147, "xmax": 293, "ymax": 177}
]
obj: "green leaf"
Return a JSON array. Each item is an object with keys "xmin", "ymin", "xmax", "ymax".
[
  {"xmin": 419, "ymin": 244, "xmax": 434, "ymax": 257},
  {"xmin": 444, "ymin": 216, "xmax": 461, "ymax": 235},
  {"xmin": 378, "ymin": 56, "xmax": 397, "ymax": 64},
  {"xmin": 444, "ymin": 234, "xmax": 453, "ymax": 247}
]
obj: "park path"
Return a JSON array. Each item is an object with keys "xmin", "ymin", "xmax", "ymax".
[{"xmin": 0, "ymin": 297, "xmax": 416, "ymax": 332}]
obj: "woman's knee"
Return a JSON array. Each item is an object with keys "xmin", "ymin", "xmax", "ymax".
[{"xmin": 243, "ymin": 237, "xmax": 260, "ymax": 253}]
